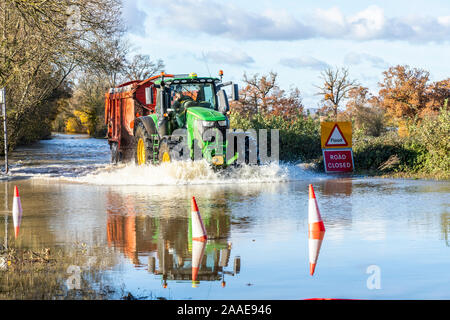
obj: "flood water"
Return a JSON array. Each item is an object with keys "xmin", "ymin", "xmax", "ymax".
[{"xmin": 0, "ymin": 133, "xmax": 449, "ymax": 299}]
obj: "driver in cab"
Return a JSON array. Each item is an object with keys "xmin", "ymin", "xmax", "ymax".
[
  {"xmin": 172, "ymin": 86, "xmax": 193, "ymax": 128},
  {"xmin": 172, "ymin": 87, "xmax": 193, "ymax": 112}
]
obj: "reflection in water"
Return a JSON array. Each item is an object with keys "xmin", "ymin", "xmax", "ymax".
[
  {"xmin": 0, "ymin": 176, "xmax": 448, "ymax": 299},
  {"xmin": 442, "ymin": 213, "xmax": 449, "ymax": 246},
  {"xmin": 319, "ymin": 179, "xmax": 353, "ymax": 240},
  {"xmin": 308, "ymin": 231, "xmax": 325, "ymax": 276},
  {"xmin": 12, "ymin": 186, "xmax": 23, "ymax": 239},
  {"xmin": 3, "ymin": 183, "xmax": 8, "ymax": 250},
  {"xmin": 322, "ymin": 178, "xmax": 353, "ymax": 196},
  {"xmin": 308, "ymin": 184, "xmax": 326, "ymax": 276},
  {"xmin": 105, "ymin": 190, "xmax": 241, "ymax": 288},
  {"xmin": 191, "ymin": 240, "xmax": 206, "ymax": 287},
  {"xmin": 106, "ymin": 192, "xmax": 140, "ymax": 264}
]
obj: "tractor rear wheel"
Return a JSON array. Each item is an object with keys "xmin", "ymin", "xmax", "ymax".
[{"xmin": 135, "ymin": 124, "xmax": 153, "ymax": 165}]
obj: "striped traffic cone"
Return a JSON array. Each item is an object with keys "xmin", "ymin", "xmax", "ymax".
[
  {"xmin": 12, "ymin": 186, "xmax": 23, "ymax": 239},
  {"xmin": 308, "ymin": 184, "xmax": 325, "ymax": 276},
  {"xmin": 192, "ymin": 240, "xmax": 206, "ymax": 288},
  {"xmin": 191, "ymin": 197, "xmax": 207, "ymax": 242}
]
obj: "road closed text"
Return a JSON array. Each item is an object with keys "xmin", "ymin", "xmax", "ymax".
[{"xmin": 323, "ymin": 149, "xmax": 354, "ymax": 173}]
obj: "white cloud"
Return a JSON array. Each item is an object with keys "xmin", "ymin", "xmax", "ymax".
[
  {"xmin": 437, "ymin": 16, "xmax": 450, "ymax": 27},
  {"xmin": 148, "ymin": 0, "xmax": 313, "ymax": 41},
  {"xmin": 344, "ymin": 52, "xmax": 389, "ymax": 69},
  {"xmin": 201, "ymin": 50, "xmax": 255, "ymax": 66},
  {"xmin": 141, "ymin": 1, "xmax": 450, "ymax": 43},
  {"xmin": 121, "ymin": 0, "xmax": 147, "ymax": 35},
  {"xmin": 311, "ymin": 7, "xmax": 348, "ymax": 38},
  {"xmin": 348, "ymin": 5, "xmax": 386, "ymax": 40},
  {"xmin": 279, "ymin": 56, "xmax": 330, "ymax": 70}
]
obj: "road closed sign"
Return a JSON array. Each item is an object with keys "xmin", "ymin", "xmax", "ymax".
[
  {"xmin": 321, "ymin": 122, "xmax": 352, "ymax": 148},
  {"xmin": 323, "ymin": 149, "xmax": 354, "ymax": 173},
  {"xmin": 321, "ymin": 122, "xmax": 354, "ymax": 173}
]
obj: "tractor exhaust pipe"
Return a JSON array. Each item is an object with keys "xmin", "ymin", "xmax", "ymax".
[{"xmin": 158, "ymin": 79, "xmax": 169, "ymax": 136}]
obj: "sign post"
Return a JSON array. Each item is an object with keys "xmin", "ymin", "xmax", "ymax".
[
  {"xmin": 321, "ymin": 122, "xmax": 354, "ymax": 173},
  {"xmin": 0, "ymin": 88, "xmax": 7, "ymax": 174}
]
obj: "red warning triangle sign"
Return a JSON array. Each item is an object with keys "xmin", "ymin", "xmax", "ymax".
[{"xmin": 325, "ymin": 124, "xmax": 348, "ymax": 147}]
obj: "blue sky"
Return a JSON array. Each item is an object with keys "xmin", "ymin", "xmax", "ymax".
[{"xmin": 121, "ymin": 0, "xmax": 450, "ymax": 108}]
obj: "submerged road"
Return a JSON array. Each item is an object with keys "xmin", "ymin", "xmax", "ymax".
[{"xmin": 0, "ymin": 133, "xmax": 449, "ymax": 299}]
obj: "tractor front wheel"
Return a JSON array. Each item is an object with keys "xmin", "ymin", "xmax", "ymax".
[
  {"xmin": 158, "ymin": 139, "xmax": 173, "ymax": 163},
  {"xmin": 158, "ymin": 138, "xmax": 187, "ymax": 164}
]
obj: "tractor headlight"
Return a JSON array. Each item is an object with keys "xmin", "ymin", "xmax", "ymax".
[
  {"xmin": 218, "ymin": 120, "xmax": 228, "ymax": 127},
  {"xmin": 202, "ymin": 121, "xmax": 215, "ymax": 127}
]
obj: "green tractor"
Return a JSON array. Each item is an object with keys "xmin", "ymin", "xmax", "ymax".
[{"xmin": 133, "ymin": 72, "xmax": 240, "ymax": 167}]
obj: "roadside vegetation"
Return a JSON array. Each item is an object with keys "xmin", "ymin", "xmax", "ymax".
[
  {"xmin": 229, "ymin": 72, "xmax": 321, "ymax": 162},
  {"xmin": 230, "ymin": 67, "xmax": 449, "ymax": 180}
]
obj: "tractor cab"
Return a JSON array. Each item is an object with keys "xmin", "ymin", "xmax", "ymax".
[{"xmin": 157, "ymin": 74, "xmax": 223, "ymax": 130}]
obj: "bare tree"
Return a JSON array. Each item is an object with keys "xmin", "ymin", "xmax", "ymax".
[
  {"xmin": 316, "ymin": 67, "xmax": 358, "ymax": 119},
  {"xmin": 123, "ymin": 54, "xmax": 165, "ymax": 82},
  {"xmin": 230, "ymin": 72, "xmax": 304, "ymax": 120},
  {"xmin": 241, "ymin": 71, "xmax": 278, "ymax": 114}
]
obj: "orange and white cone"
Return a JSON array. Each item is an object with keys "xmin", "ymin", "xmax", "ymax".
[
  {"xmin": 192, "ymin": 240, "xmax": 206, "ymax": 288},
  {"xmin": 12, "ymin": 186, "xmax": 23, "ymax": 239},
  {"xmin": 191, "ymin": 197, "xmax": 207, "ymax": 242},
  {"xmin": 308, "ymin": 184, "xmax": 325, "ymax": 276}
]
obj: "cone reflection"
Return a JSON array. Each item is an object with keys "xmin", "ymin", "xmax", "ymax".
[
  {"xmin": 192, "ymin": 240, "xmax": 206, "ymax": 288},
  {"xmin": 191, "ymin": 196, "xmax": 207, "ymax": 242},
  {"xmin": 309, "ymin": 231, "xmax": 325, "ymax": 276},
  {"xmin": 12, "ymin": 186, "xmax": 23, "ymax": 239},
  {"xmin": 308, "ymin": 184, "xmax": 325, "ymax": 276}
]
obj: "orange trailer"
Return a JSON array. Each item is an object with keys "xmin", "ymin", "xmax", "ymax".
[{"xmin": 105, "ymin": 78, "xmax": 156, "ymax": 161}]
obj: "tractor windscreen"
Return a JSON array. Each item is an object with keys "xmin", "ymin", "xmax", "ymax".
[{"xmin": 170, "ymin": 82, "xmax": 216, "ymax": 110}]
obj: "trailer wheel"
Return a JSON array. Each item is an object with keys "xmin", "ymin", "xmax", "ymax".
[{"xmin": 135, "ymin": 124, "xmax": 152, "ymax": 165}]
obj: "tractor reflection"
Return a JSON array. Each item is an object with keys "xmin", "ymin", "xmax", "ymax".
[{"xmin": 106, "ymin": 191, "xmax": 241, "ymax": 288}]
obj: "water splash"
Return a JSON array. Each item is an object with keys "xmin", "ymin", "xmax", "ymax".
[
  {"xmin": 68, "ymin": 160, "xmax": 317, "ymax": 186},
  {"xmin": 2, "ymin": 134, "xmax": 322, "ymax": 185}
]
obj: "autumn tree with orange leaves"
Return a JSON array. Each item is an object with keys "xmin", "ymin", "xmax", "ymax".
[
  {"xmin": 379, "ymin": 65, "xmax": 429, "ymax": 120},
  {"xmin": 344, "ymin": 86, "xmax": 386, "ymax": 137},
  {"xmin": 378, "ymin": 65, "xmax": 450, "ymax": 121},
  {"xmin": 425, "ymin": 78, "xmax": 450, "ymax": 112},
  {"xmin": 230, "ymin": 72, "xmax": 304, "ymax": 120}
]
